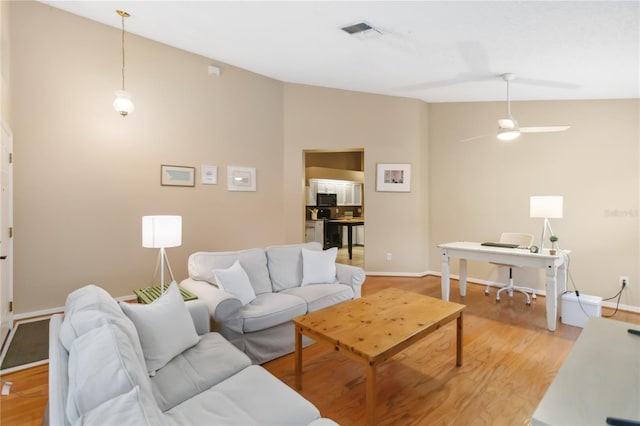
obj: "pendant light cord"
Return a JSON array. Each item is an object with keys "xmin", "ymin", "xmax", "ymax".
[{"xmin": 121, "ymin": 12, "xmax": 126, "ymax": 91}]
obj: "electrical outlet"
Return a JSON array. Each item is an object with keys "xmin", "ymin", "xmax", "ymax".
[
  {"xmin": 620, "ymin": 276, "xmax": 629, "ymax": 288},
  {"xmin": 386, "ymin": 253, "xmax": 392, "ymax": 261}
]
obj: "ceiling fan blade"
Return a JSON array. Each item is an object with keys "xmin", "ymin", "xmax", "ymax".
[
  {"xmin": 520, "ymin": 126, "xmax": 571, "ymax": 133},
  {"xmin": 459, "ymin": 134, "xmax": 490, "ymax": 143}
]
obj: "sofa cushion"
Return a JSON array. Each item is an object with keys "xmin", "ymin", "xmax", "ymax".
[
  {"xmin": 60, "ymin": 285, "xmax": 133, "ymax": 351},
  {"xmin": 60, "ymin": 309, "xmax": 146, "ymax": 368},
  {"xmin": 213, "ymin": 260, "xmax": 256, "ymax": 306},
  {"xmin": 120, "ymin": 283, "xmax": 199, "ymax": 375},
  {"xmin": 266, "ymin": 242, "xmax": 322, "ymax": 292},
  {"xmin": 242, "ymin": 293, "xmax": 307, "ymax": 333},
  {"xmin": 164, "ymin": 366, "xmax": 320, "ymax": 425},
  {"xmin": 282, "ymin": 283, "xmax": 354, "ymax": 312},
  {"xmin": 301, "ymin": 247, "xmax": 338, "ymax": 286},
  {"xmin": 73, "ymin": 385, "xmax": 165, "ymax": 426},
  {"xmin": 188, "ymin": 248, "xmax": 272, "ymax": 295},
  {"xmin": 150, "ymin": 332, "xmax": 252, "ymax": 412},
  {"xmin": 66, "ymin": 324, "xmax": 154, "ymax": 424}
]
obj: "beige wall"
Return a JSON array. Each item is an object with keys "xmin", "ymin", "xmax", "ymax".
[
  {"xmin": 9, "ymin": 2, "xmax": 639, "ymax": 314},
  {"xmin": 1, "ymin": 0, "xmax": 10, "ymax": 126},
  {"xmin": 282, "ymin": 84, "xmax": 430, "ymax": 273},
  {"xmin": 429, "ymin": 99, "xmax": 640, "ymax": 308},
  {"xmin": 11, "ymin": 2, "xmax": 286, "ymax": 313}
]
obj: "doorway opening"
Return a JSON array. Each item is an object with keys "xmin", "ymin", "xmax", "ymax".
[{"xmin": 303, "ymin": 149, "xmax": 364, "ymax": 269}]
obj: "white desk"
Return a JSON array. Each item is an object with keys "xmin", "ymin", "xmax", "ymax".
[
  {"xmin": 438, "ymin": 241, "xmax": 569, "ymax": 331},
  {"xmin": 532, "ymin": 317, "xmax": 640, "ymax": 425}
]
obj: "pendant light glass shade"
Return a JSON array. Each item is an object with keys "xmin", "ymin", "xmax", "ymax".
[{"xmin": 114, "ymin": 90, "xmax": 134, "ymax": 116}]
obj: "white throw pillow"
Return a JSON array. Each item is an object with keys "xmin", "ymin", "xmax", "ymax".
[
  {"xmin": 213, "ymin": 260, "xmax": 257, "ymax": 306},
  {"xmin": 301, "ymin": 247, "xmax": 338, "ymax": 286},
  {"xmin": 119, "ymin": 282, "xmax": 199, "ymax": 375}
]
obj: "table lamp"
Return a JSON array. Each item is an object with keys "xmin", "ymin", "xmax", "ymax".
[
  {"xmin": 142, "ymin": 215, "xmax": 182, "ymax": 294},
  {"xmin": 530, "ymin": 196, "xmax": 563, "ymax": 252}
]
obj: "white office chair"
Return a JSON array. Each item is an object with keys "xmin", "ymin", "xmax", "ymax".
[{"xmin": 484, "ymin": 232, "xmax": 536, "ymax": 305}]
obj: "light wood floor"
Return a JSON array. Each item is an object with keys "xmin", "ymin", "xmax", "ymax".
[
  {"xmin": 1, "ymin": 275, "xmax": 637, "ymax": 426},
  {"xmin": 336, "ymin": 245, "xmax": 364, "ymax": 269}
]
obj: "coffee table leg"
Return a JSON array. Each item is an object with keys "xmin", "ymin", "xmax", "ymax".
[
  {"xmin": 295, "ymin": 326, "xmax": 302, "ymax": 390},
  {"xmin": 366, "ymin": 363, "xmax": 376, "ymax": 425},
  {"xmin": 456, "ymin": 312, "xmax": 463, "ymax": 367}
]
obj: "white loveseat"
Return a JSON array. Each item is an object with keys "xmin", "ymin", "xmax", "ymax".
[
  {"xmin": 48, "ymin": 283, "xmax": 337, "ymax": 425},
  {"xmin": 180, "ymin": 242, "xmax": 366, "ymax": 364}
]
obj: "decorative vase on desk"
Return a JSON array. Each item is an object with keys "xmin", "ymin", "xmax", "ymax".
[{"xmin": 549, "ymin": 235, "xmax": 559, "ymax": 255}]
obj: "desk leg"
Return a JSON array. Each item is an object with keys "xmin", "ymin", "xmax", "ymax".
[
  {"xmin": 459, "ymin": 259, "xmax": 468, "ymax": 297},
  {"xmin": 366, "ymin": 363, "xmax": 377, "ymax": 426},
  {"xmin": 347, "ymin": 225, "xmax": 353, "ymax": 259},
  {"xmin": 456, "ymin": 312, "xmax": 463, "ymax": 367},
  {"xmin": 441, "ymin": 250, "xmax": 450, "ymax": 301},
  {"xmin": 295, "ymin": 326, "xmax": 302, "ymax": 390},
  {"xmin": 545, "ymin": 264, "xmax": 558, "ymax": 331}
]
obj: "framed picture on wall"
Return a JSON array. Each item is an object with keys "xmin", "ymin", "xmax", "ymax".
[
  {"xmin": 201, "ymin": 165, "xmax": 218, "ymax": 185},
  {"xmin": 376, "ymin": 163, "xmax": 411, "ymax": 192},
  {"xmin": 227, "ymin": 166, "xmax": 256, "ymax": 191},
  {"xmin": 161, "ymin": 165, "xmax": 196, "ymax": 187}
]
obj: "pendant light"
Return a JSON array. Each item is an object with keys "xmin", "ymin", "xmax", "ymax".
[{"xmin": 113, "ymin": 10, "xmax": 134, "ymax": 117}]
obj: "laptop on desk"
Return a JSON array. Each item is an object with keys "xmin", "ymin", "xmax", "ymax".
[{"xmin": 481, "ymin": 242, "xmax": 520, "ymax": 249}]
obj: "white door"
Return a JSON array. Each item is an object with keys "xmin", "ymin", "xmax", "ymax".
[{"xmin": 0, "ymin": 122, "xmax": 13, "ymax": 345}]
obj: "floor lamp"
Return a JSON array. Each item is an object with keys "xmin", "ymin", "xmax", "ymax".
[
  {"xmin": 142, "ymin": 215, "xmax": 182, "ymax": 294},
  {"xmin": 530, "ymin": 196, "xmax": 563, "ymax": 252}
]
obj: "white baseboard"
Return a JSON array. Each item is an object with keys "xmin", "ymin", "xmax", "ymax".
[
  {"xmin": 365, "ymin": 270, "xmax": 640, "ymax": 314},
  {"xmin": 12, "ymin": 293, "xmax": 136, "ymax": 321},
  {"xmin": 365, "ymin": 270, "xmax": 430, "ymax": 277}
]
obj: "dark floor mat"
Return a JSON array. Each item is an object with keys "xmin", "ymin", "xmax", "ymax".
[{"xmin": 1, "ymin": 319, "xmax": 49, "ymax": 370}]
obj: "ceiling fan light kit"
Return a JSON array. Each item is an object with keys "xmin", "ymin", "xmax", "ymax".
[{"xmin": 497, "ymin": 127, "xmax": 521, "ymax": 141}]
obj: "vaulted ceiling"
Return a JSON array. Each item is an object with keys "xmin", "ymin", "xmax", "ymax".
[{"xmin": 40, "ymin": 1, "xmax": 640, "ymax": 103}]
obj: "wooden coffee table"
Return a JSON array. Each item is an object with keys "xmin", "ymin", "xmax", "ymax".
[{"xmin": 293, "ymin": 287, "xmax": 465, "ymax": 425}]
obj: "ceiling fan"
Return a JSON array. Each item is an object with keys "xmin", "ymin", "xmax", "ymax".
[{"xmin": 462, "ymin": 73, "xmax": 571, "ymax": 142}]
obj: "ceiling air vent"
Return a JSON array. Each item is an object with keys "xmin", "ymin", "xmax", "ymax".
[{"xmin": 340, "ymin": 22, "xmax": 382, "ymax": 39}]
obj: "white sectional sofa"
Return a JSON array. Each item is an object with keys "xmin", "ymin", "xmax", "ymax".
[
  {"xmin": 48, "ymin": 283, "xmax": 337, "ymax": 425},
  {"xmin": 180, "ymin": 242, "xmax": 366, "ymax": 364}
]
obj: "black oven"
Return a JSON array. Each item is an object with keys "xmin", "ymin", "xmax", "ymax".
[{"xmin": 316, "ymin": 193, "xmax": 337, "ymax": 207}]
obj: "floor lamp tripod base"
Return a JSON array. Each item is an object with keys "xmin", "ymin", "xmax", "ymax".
[{"xmin": 151, "ymin": 247, "xmax": 176, "ymax": 295}]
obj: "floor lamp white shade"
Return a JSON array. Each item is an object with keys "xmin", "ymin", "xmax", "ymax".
[
  {"xmin": 530, "ymin": 196, "xmax": 563, "ymax": 251},
  {"xmin": 142, "ymin": 215, "xmax": 182, "ymax": 293}
]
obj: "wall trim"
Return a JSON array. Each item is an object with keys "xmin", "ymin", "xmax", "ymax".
[
  {"xmin": 13, "ymin": 293, "xmax": 136, "ymax": 321},
  {"xmin": 366, "ymin": 270, "xmax": 640, "ymax": 314},
  {"xmin": 14, "ymin": 275, "xmax": 640, "ymax": 319}
]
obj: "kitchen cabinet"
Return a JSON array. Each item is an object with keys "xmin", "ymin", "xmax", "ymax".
[
  {"xmin": 305, "ymin": 220, "xmax": 324, "ymax": 244},
  {"xmin": 308, "ymin": 179, "xmax": 363, "ymax": 206}
]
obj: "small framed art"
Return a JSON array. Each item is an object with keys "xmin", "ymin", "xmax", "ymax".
[
  {"xmin": 161, "ymin": 165, "xmax": 195, "ymax": 187},
  {"xmin": 201, "ymin": 165, "xmax": 218, "ymax": 185},
  {"xmin": 227, "ymin": 166, "xmax": 256, "ymax": 191},
  {"xmin": 376, "ymin": 163, "xmax": 411, "ymax": 192}
]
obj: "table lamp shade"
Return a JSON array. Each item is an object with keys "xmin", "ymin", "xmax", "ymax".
[
  {"xmin": 142, "ymin": 215, "xmax": 182, "ymax": 248},
  {"xmin": 530, "ymin": 196, "xmax": 563, "ymax": 219}
]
